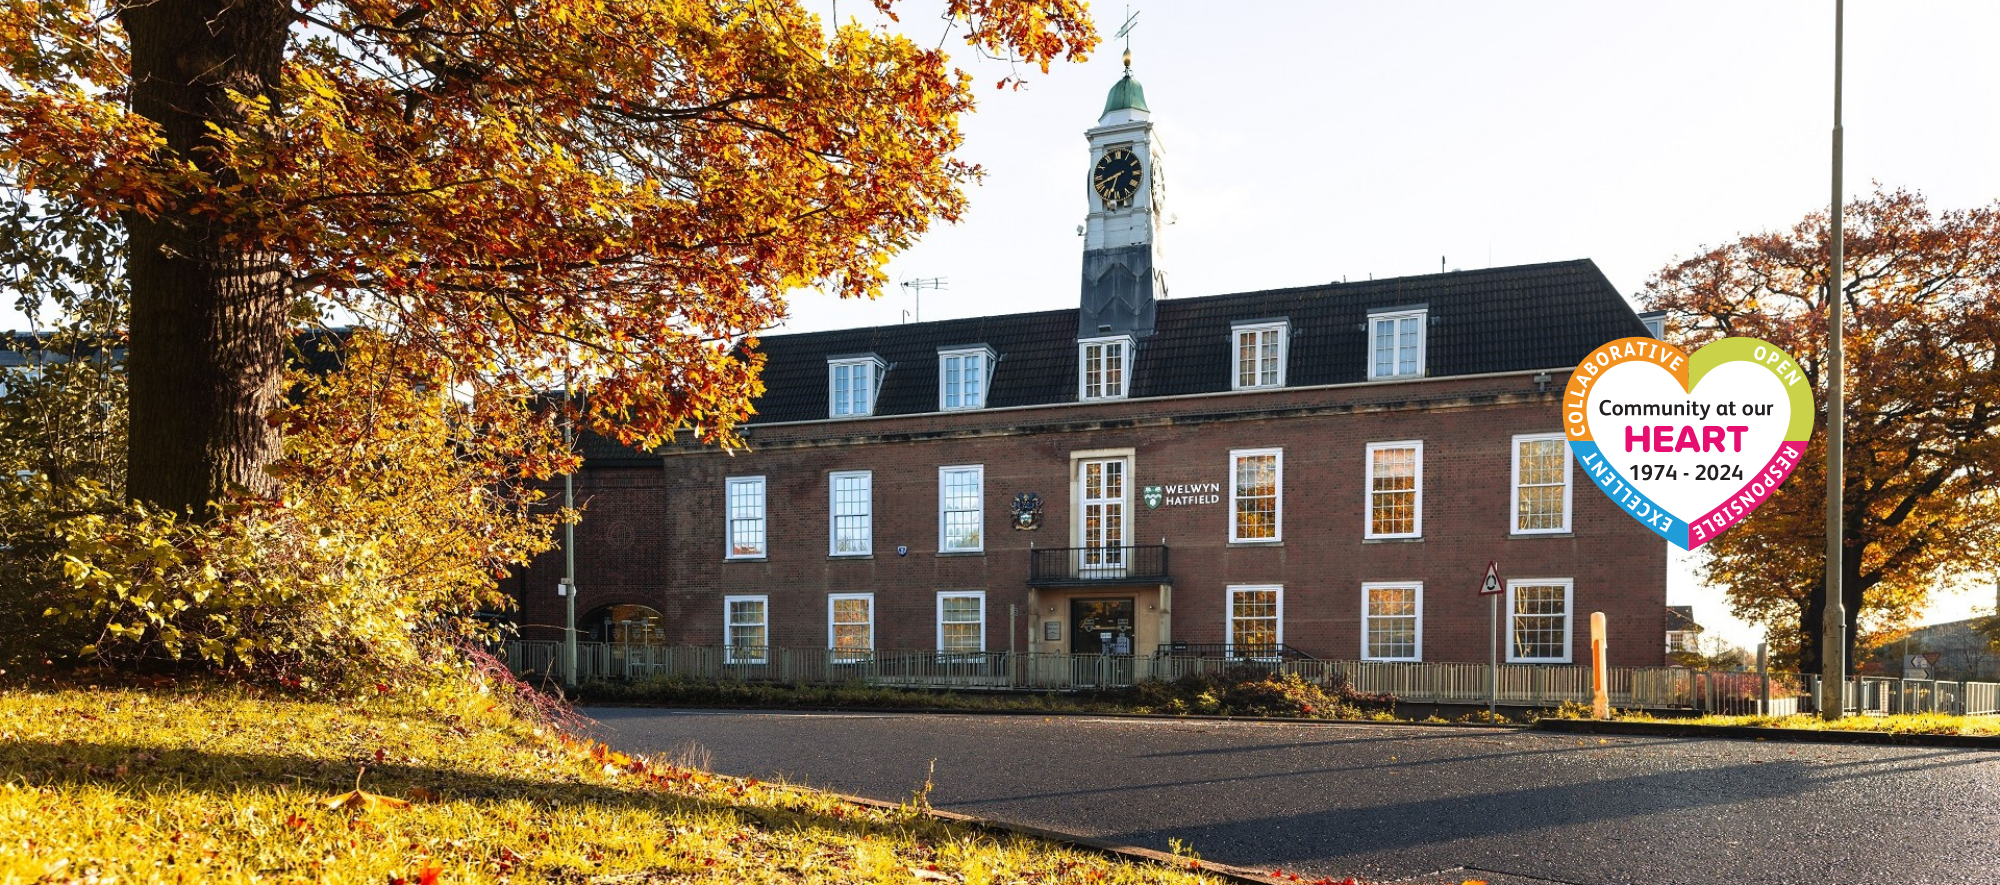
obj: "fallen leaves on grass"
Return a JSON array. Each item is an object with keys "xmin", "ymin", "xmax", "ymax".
[
  {"xmin": 1267, "ymin": 871, "xmax": 1364, "ymax": 885},
  {"xmin": 321, "ymin": 766, "xmax": 412, "ymax": 810},
  {"xmin": 320, "ymin": 789, "xmax": 411, "ymax": 811}
]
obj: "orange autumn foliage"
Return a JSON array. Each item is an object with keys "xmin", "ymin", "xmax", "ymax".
[
  {"xmin": 4, "ymin": 0, "xmax": 1094, "ymax": 680},
  {"xmin": 1, "ymin": 0, "xmax": 1097, "ymax": 511},
  {"xmin": 1642, "ymin": 188, "xmax": 2000, "ymax": 670}
]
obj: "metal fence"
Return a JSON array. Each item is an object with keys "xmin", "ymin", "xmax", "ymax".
[
  {"xmin": 500, "ymin": 642, "xmax": 1998, "ymax": 715},
  {"xmin": 1809, "ymin": 676, "xmax": 2000, "ymax": 716}
]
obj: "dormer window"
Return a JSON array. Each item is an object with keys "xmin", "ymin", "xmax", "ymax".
[
  {"xmin": 1078, "ymin": 335, "xmax": 1132, "ymax": 401},
  {"xmin": 1367, "ymin": 308, "xmax": 1427, "ymax": 380},
  {"xmin": 828, "ymin": 355, "xmax": 885, "ymax": 418},
  {"xmin": 938, "ymin": 345, "xmax": 996, "ymax": 411},
  {"xmin": 1639, "ymin": 310, "xmax": 1666, "ymax": 340},
  {"xmin": 1232, "ymin": 320, "xmax": 1288, "ymax": 390}
]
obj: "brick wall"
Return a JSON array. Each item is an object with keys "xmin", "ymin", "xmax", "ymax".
[{"xmin": 513, "ymin": 370, "xmax": 1669, "ymax": 667}]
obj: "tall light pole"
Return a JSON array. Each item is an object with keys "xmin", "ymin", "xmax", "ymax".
[
  {"xmin": 562, "ymin": 387, "xmax": 579, "ymax": 691},
  {"xmin": 1819, "ymin": 0, "xmax": 1847, "ymax": 721}
]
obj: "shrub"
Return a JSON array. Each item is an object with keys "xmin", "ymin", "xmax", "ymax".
[
  {"xmin": 26, "ymin": 332, "xmax": 566, "ymax": 692},
  {"xmin": 0, "ymin": 203, "xmax": 129, "ymax": 673},
  {"xmin": 1127, "ymin": 665, "xmax": 1396, "ymax": 719}
]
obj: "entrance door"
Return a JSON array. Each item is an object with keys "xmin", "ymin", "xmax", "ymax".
[
  {"xmin": 1071, "ymin": 598, "xmax": 1137, "ymax": 655},
  {"xmin": 1079, "ymin": 458, "xmax": 1127, "ymax": 575},
  {"xmin": 1070, "ymin": 597, "xmax": 1137, "ymax": 687}
]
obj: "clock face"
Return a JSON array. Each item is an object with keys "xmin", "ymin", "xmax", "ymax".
[{"xmin": 1092, "ymin": 148, "xmax": 1143, "ymax": 204}]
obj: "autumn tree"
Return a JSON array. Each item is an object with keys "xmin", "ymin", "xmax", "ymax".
[
  {"xmin": 1643, "ymin": 188, "xmax": 2000, "ymax": 672},
  {"xmin": 2, "ymin": 0, "xmax": 1095, "ymax": 516},
  {"xmin": 0, "ymin": 189, "xmax": 563, "ymax": 682}
]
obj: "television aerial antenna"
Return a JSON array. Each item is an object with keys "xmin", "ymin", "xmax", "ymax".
[{"xmin": 900, "ymin": 277, "xmax": 947, "ymax": 323}]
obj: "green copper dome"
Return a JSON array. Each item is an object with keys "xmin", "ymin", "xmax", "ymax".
[{"xmin": 1102, "ymin": 72, "xmax": 1149, "ymax": 115}]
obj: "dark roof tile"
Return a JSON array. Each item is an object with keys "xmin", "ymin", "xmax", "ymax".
[{"xmin": 744, "ymin": 259, "xmax": 1646, "ymax": 425}]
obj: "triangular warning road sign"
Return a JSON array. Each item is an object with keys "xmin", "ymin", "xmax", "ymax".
[{"xmin": 1479, "ymin": 561, "xmax": 1503, "ymax": 595}]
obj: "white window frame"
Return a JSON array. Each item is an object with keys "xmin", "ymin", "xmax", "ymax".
[
  {"xmin": 938, "ymin": 346, "xmax": 996, "ymax": 411},
  {"xmin": 723, "ymin": 594, "xmax": 769, "ymax": 664},
  {"xmin": 937, "ymin": 464, "xmax": 985, "ymax": 553},
  {"xmin": 936, "ymin": 590, "xmax": 986, "ymax": 653},
  {"xmin": 1363, "ymin": 440, "xmax": 1424, "ymax": 540},
  {"xmin": 1366, "ymin": 309, "xmax": 1428, "ymax": 380},
  {"xmin": 1510, "ymin": 432, "xmax": 1574, "ymax": 535},
  {"xmin": 1077, "ymin": 335, "xmax": 1133, "ymax": 402},
  {"xmin": 1227, "ymin": 447, "xmax": 1283, "ymax": 543},
  {"xmin": 1506, "ymin": 578, "xmax": 1574, "ymax": 664},
  {"xmin": 828, "ymin": 470, "xmax": 873, "ymax": 556},
  {"xmin": 827, "ymin": 355, "xmax": 885, "ymax": 418},
  {"xmin": 1360, "ymin": 581, "xmax": 1424, "ymax": 662},
  {"xmin": 724, "ymin": 475, "xmax": 767, "ymax": 560},
  {"xmin": 1230, "ymin": 320, "xmax": 1288, "ymax": 390},
  {"xmin": 827, "ymin": 592, "xmax": 874, "ymax": 662},
  {"xmin": 1225, "ymin": 584, "xmax": 1283, "ymax": 658},
  {"xmin": 1640, "ymin": 312, "xmax": 1666, "ymax": 339}
]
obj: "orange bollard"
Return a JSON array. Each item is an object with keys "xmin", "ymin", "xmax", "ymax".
[{"xmin": 1591, "ymin": 611, "xmax": 1609, "ymax": 719}]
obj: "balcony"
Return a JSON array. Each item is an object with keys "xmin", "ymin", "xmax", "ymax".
[{"xmin": 1027, "ymin": 544, "xmax": 1170, "ymax": 586}]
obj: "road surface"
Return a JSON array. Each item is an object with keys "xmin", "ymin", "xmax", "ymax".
[{"xmin": 586, "ymin": 709, "xmax": 2000, "ymax": 885}]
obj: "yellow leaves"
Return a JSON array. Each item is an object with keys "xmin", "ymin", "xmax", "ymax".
[{"xmin": 41, "ymin": 333, "xmax": 559, "ymax": 687}]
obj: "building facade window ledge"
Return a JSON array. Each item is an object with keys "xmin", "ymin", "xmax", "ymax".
[{"xmin": 1360, "ymin": 537, "xmax": 1425, "ymax": 545}]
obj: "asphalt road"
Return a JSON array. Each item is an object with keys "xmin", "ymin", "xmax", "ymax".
[{"xmin": 586, "ymin": 709, "xmax": 2000, "ymax": 885}]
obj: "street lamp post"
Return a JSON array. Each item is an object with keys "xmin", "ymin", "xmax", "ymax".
[
  {"xmin": 1820, "ymin": 0, "xmax": 1848, "ymax": 721},
  {"xmin": 562, "ymin": 390, "xmax": 579, "ymax": 692}
]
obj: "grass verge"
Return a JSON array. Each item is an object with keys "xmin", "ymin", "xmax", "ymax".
[
  {"xmin": 1614, "ymin": 711, "xmax": 2000, "ymax": 736},
  {"xmin": 0, "ymin": 683, "xmax": 1237, "ymax": 884}
]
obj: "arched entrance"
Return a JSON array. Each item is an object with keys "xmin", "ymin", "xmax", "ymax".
[{"xmin": 582, "ymin": 603, "xmax": 666, "ymax": 644}]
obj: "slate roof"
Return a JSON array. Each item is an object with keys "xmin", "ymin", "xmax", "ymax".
[
  {"xmin": 1, "ymin": 333, "xmax": 123, "ymax": 368},
  {"xmin": 1666, "ymin": 606, "xmax": 1703, "ymax": 633},
  {"xmin": 576, "ymin": 428, "xmax": 663, "ymax": 466},
  {"xmin": 742, "ymin": 259, "xmax": 1647, "ymax": 425}
]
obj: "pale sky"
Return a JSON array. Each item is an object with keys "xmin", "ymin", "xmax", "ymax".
[
  {"xmin": 11, "ymin": 2, "xmax": 1996, "ymax": 648},
  {"xmin": 776, "ymin": 1, "xmax": 2000, "ymax": 648}
]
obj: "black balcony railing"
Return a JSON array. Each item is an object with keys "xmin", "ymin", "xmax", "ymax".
[{"xmin": 1027, "ymin": 544, "xmax": 1169, "ymax": 585}]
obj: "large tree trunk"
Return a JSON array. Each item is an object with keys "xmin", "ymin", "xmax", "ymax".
[
  {"xmin": 120, "ymin": 0, "xmax": 294, "ymax": 515},
  {"xmin": 1798, "ymin": 585, "xmax": 1825, "ymax": 675}
]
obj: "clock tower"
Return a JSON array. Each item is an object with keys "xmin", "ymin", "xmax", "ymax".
[{"xmin": 1079, "ymin": 50, "xmax": 1165, "ymax": 339}]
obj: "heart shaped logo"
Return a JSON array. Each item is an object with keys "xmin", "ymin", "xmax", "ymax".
[{"xmin": 1563, "ymin": 337, "xmax": 1815, "ymax": 550}]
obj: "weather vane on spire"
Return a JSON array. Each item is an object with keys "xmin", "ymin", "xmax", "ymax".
[{"xmin": 1115, "ymin": 6, "xmax": 1140, "ymax": 72}]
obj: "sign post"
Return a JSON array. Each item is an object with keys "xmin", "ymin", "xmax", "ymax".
[
  {"xmin": 1479, "ymin": 562, "xmax": 1503, "ymax": 720},
  {"xmin": 1902, "ymin": 654, "xmax": 1933, "ymax": 681}
]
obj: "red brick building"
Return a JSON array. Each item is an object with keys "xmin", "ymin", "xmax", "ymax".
[{"xmin": 508, "ymin": 65, "xmax": 1668, "ymax": 668}]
